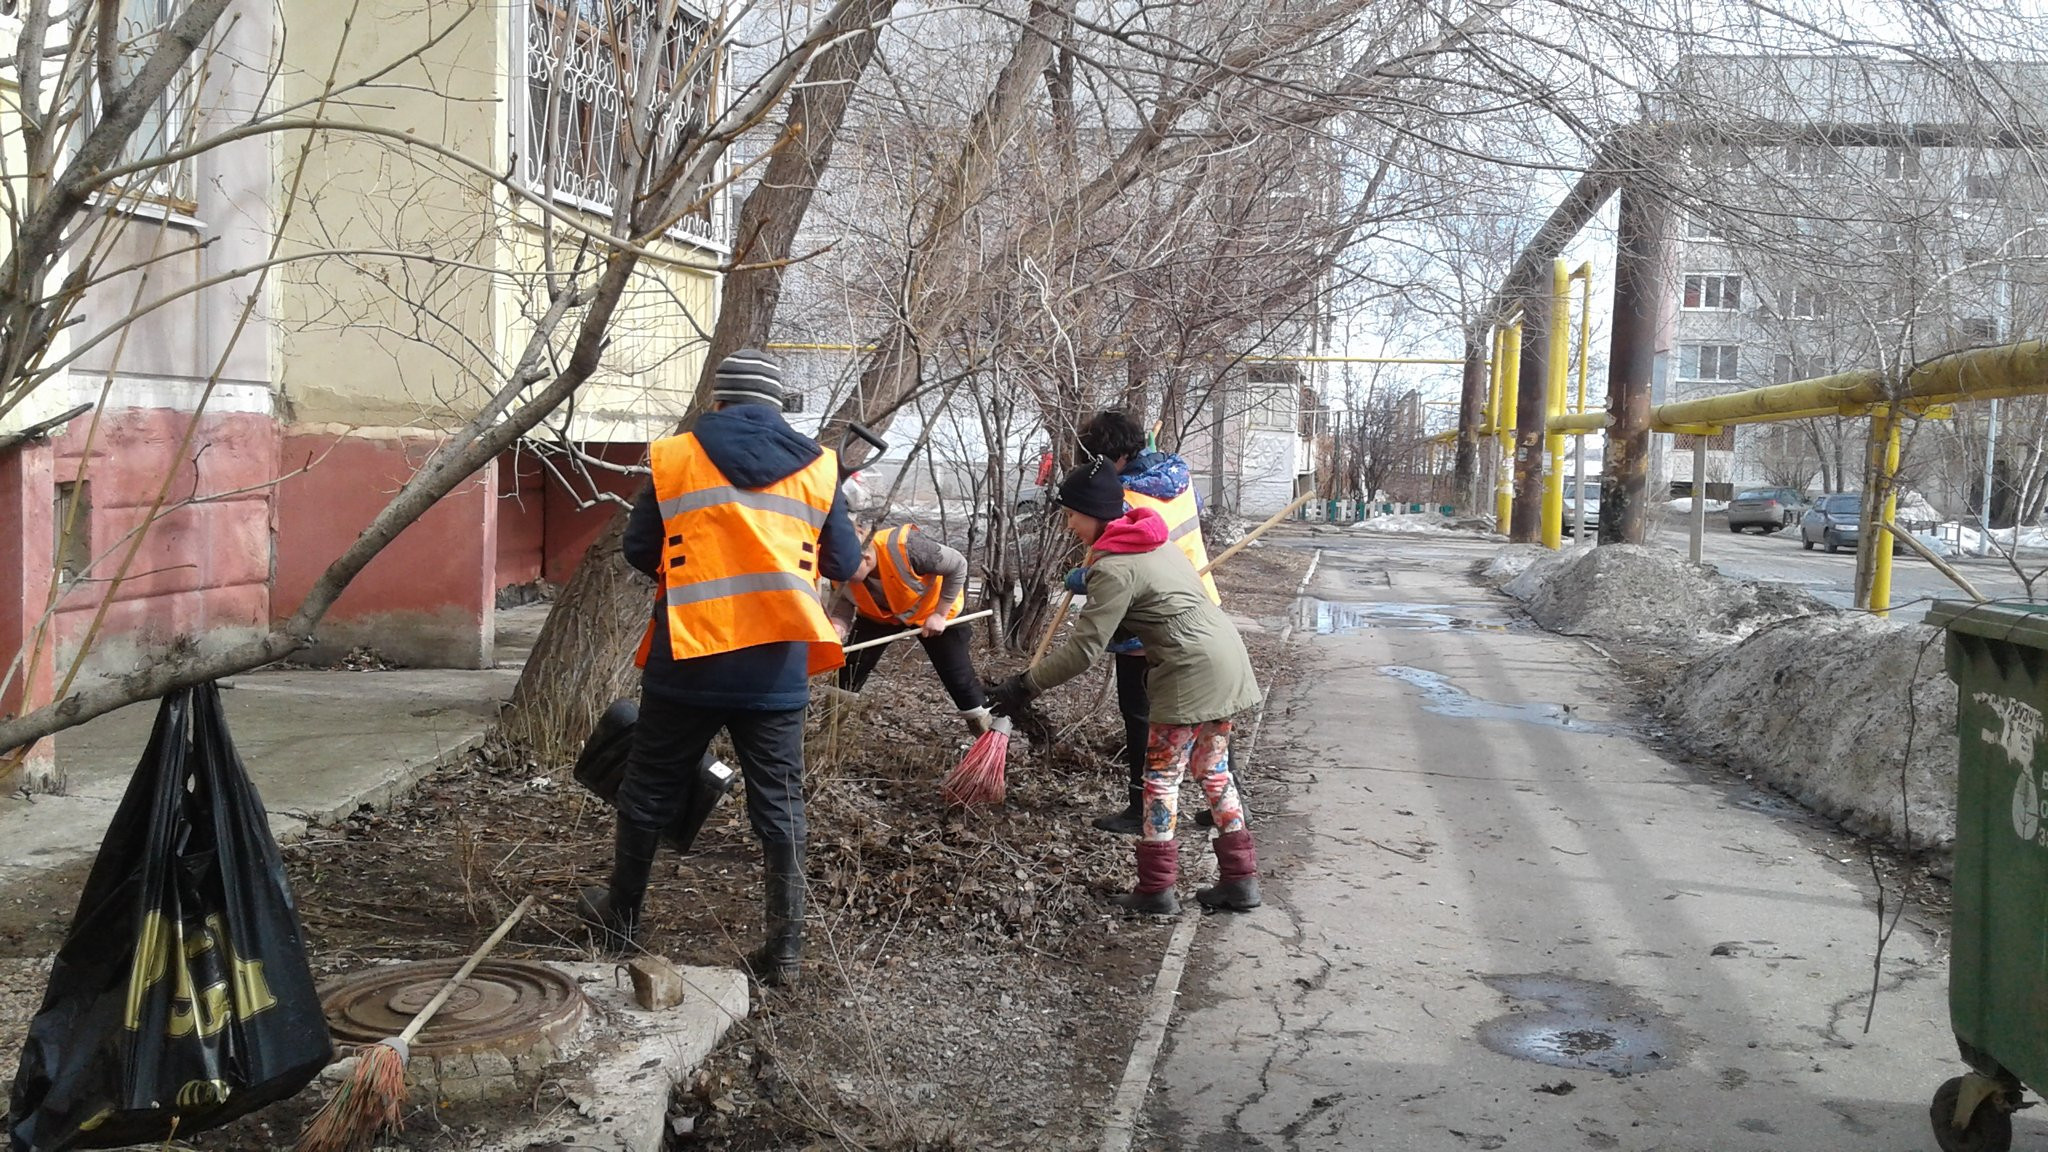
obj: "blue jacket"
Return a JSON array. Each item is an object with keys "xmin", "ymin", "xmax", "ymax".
[{"xmin": 624, "ymin": 406, "xmax": 861, "ymax": 709}]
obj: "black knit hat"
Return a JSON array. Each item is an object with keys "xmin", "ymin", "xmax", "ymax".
[
  {"xmin": 713, "ymin": 348, "xmax": 785, "ymax": 408},
  {"xmin": 1056, "ymin": 456, "xmax": 1126, "ymax": 521}
]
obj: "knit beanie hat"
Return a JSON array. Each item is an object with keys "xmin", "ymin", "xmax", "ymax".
[
  {"xmin": 712, "ymin": 348, "xmax": 785, "ymax": 408},
  {"xmin": 1056, "ymin": 456, "xmax": 1127, "ymax": 521}
]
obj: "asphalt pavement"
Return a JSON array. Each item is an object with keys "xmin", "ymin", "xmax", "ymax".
[
  {"xmin": 1644, "ymin": 515, "xmax": 2045, "ymax": 610},
  {"xmin": 1148, "ymin": 532, "xmax": 2011, "ymax": 1151}
]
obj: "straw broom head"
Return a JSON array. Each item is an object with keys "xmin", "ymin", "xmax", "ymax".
[{"xmin": 294, "ymin": 1039, "xmax": 408, "ymax": 1152}]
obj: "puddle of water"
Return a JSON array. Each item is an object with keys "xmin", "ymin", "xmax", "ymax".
[
  {"xmin": 1475, "ymin": 974, "xmax": 1684, "ymax": 1076},
  {"xmin": 1379, "ymin": 666, "xmax": 1613, "ymax": 733},
  {"xmin": 1295, "ymin": 599, "xmax": 1507, "ymax": 635}
]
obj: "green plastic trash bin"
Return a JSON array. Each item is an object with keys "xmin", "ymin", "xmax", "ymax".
[{"xmin": 1925, "ymin": 599, "xmax": 2048, "ymax": 1152}]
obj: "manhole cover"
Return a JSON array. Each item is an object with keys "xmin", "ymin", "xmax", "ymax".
[{"xmin": 322, "ymin": 959, "xmax": 587, "ymax": 1057}]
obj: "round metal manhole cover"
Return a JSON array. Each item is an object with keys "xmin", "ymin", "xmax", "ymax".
[{"xmin": 322, "ymin": 959, "xmax": 587, "ymax": 1057}]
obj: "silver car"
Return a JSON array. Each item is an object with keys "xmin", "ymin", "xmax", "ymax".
[{"xmin": 1800, "ymin": 493, "xmax": 1863, "ymax": 553}]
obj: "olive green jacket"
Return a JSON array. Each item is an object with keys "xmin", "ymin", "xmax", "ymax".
[{"xmin": 1025, "ymin": 546, "xmax": 1260, "ymax": 724}]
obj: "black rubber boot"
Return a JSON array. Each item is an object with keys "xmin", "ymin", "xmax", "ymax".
[
  {"xmin": 1110, "ymin": 887, "xmax": 1182, "ymax": 915},
  {"xmin": 1094, "ymin": 713, "xmax": 1149, "ymax": 834},
  {"xmin": 579, "ymin": 821, "xmax": 661, "ymax": 953},
  {"xmin": 1092, "ymin": 788, "xmax": 1144, "ymax": 835},
  {"xmin": 746, "ymin": 841, "xmax": 805, "ymax": 988}
]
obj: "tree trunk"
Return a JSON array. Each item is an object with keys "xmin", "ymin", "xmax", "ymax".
[
  {"xmin": 816, "ymin": 0, "xmax": 1075, "ymax": 453},
  {"xmin": 500, "ymin": 519, "xmax": 652, "ymax": 762}
]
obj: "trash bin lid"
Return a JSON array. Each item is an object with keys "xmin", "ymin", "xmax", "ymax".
[{"xmin": 1926, "ymin": 599, "xmax": 2048, "ymax": 648}]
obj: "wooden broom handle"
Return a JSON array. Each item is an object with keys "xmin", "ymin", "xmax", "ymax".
[
  {"xmin": 840, "ymin": 608, "xmax": 994, "ymax": 654},
  {"xmin": 1032, "ymin": 493, "xmax": 1311, "ymax": 666},
  {"xmin": 397, "ymin": 896, "xmax": 535, "ymax": 1045},
  {"xmin": 1197, "ymin": 491, "xmax": 1315, "ymax": 576}
]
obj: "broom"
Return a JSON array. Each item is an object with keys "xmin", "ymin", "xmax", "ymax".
[
  {"xmin": 940, "ymin": 558, "xmax": 1091, "ymax": 808},
  {"xmin": 295, "ymin": 895, "xmax": 535, "ymax": 1152},
  {"xmin": 939, "ymin": 491, "xmax": 1314, "ymax": 808}
]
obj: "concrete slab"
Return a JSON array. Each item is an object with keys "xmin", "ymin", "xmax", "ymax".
[
  {"xmin": 1149, "ymin": 534, "xmax": 2025, "ymax": 1151},
  {"xmin": 0, "ymin": 604, "xmax": 552, "ymax": 888},
  {"xmin": 491, "ymin": 961, "xmax": 750, "ymax": 1152}
]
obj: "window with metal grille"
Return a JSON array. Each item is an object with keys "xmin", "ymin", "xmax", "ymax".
[
  {"xmin": 97, "ymin": 0, "xmax": 195, "ymax": 207},
  {"xmin": 1682, "ymin": 274, "xmax": 1741, "ymax": 311},
  {"xmin": 523, "ymin": 0, "xmax": 721, "ymax": 244},
  {"xmin": 1679, "ymin": 344, "xmax": 1740, "ymax": 382}
]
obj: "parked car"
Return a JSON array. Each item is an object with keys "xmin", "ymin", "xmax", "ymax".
[
  {"xmin": 1563, "ymin": 493, "xmax": 1600, "ymax": 535},
  {"xmin": 1799, "ymin": 492, "xmax": 1913, "ymax": 554},
  {"xmin": 1728, "ymin": 487, "xmax": 1807, "ymax": 533}
]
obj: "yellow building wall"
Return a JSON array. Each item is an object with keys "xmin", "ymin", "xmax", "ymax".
[
  {"xmin": 272, "ymin": 0, "xmax": 723, "ymax": 439},
  {"xmin": 274, "ymin": 0, "xmax": 507, "ymax": 431}
]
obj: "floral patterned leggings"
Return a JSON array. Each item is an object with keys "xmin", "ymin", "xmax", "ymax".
[{"xmin": 1141, "ymin": 719, "xmax": 1246, "ymax": 842}]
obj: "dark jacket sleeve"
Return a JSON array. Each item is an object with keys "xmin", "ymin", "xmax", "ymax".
[
  {"xmin": 622, "ymin": 483, "xmax": 664, "ymax": 578},
  {"xmin": 817, "ymin": 489, "xmax": 860, "ymax": 582}
]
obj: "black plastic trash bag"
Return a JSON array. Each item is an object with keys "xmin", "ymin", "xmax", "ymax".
[
  {"xmin": 570, "ymin": 698, "xmax": 735, "ymax": 853},
  {"xmin": 8, "ymin": 682, "xmax": 333, "ymax": 1151}
]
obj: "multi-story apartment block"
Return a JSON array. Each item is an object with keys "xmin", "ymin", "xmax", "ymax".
[{"xmin": 1661, "ymin": 54, "xmax": 2048, "ymax": 504}]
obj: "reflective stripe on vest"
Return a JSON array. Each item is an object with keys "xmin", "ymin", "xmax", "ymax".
[
  {"xmin": 847, "ymin": 524, "xmax": 963, "ymax": 625},
  {"xmin": 637, "ymin": 431, "xmax": 844, "ymax": 675},
  {"xmin": 1124, "ymin": 487, "xmax": 1220, "ymax": 604}
]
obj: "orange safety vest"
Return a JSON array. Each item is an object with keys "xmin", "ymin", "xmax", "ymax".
[
  {"xmin": 847, "ymin": 525, "xmax": 965, "ymax": 626},
  {"xmin": 635, "ymin": 432, "xmax": 845, "ymax": 675},
  {"xmin": 1125, "ymin": 487, "xmax": 1220, "ymax": 604}
]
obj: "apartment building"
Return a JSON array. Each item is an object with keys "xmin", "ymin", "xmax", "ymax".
[{"xmin": 1662, "ymin": 55, "xmax": 2048, "ymax": 502}]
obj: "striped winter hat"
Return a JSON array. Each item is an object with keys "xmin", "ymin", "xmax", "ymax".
[{"xmin": 712, "ymin": 348, "xmax": 785, "ymax": 407}]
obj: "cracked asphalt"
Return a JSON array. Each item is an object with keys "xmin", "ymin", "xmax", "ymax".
[{"xmin": 1147, "ymin": 533, "xmax": 2038, "ymax": 1151}]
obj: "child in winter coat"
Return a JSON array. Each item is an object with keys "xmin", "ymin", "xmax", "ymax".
[
  {"xmin": 1073, "ymin": 410, "xmax": 1222, "ymax": 835},
  {"xmin": 991, "ymin": 457, "xmax": 1263, "ymax": 914}
]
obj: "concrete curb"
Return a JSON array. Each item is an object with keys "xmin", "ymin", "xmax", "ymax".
[{"xmin": 1096, "ymin": 546, "xmax": 1322, "ymax": 1152}]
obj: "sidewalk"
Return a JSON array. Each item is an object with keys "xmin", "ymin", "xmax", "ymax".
[
  {"xmin": 1147, "ymin": 533, "xmax": 2017, "ymax": 1150},
  {"xmin": 0, "ymin": 604, "xmax": 548, "ymax": 888}
]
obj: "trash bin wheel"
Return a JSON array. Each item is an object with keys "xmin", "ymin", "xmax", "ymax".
[{"xmin": 1931, "ymin": 1075, "xmax": 2015, "ymax": 1152}]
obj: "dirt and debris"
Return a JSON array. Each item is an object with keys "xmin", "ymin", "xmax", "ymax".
[
  {"xmin": 0, "ymin": 546, "xmax": 1310, "ymax": 1150},
  {"xmin": 277, "ymin": 644, "xmax": 403, "ymax": 672}
]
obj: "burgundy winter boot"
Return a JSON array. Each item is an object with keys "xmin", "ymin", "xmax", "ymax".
[
  {"xmin": 1111, "ymin": 839, "xmax": 1180, "ymax": 915},
  {"xmin": 1196, "ymin": 829, "xmax": 1262, "ymax": 911}
]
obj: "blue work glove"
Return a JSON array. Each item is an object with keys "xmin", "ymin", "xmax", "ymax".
[
  {"xmin": 1108, "ymin": 636, "xmax": 1145, "ymax": 655},
  {"xmin": 1063, "ymin": 567, "xmax": 1090, "ymax": 596}
]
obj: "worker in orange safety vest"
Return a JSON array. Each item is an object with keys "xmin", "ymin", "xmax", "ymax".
[
  {"xmin": 580, "ymin": 349, "xmax": 861, "ymax": 988},
  {"xmin": 832, "ymin": 523, "xmax": 993, "ymax": 737}
]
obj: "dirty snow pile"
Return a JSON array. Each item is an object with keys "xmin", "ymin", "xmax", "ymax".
[
  {"xmin": 1488, "ymin": 543, "xmax": 1830, "ymax": 646},
  {"xmin": 1661, "ymin": 613, "xmax": 1956, "ymax": 853},
  {"xmin": 1351, "ymin": 513, "xmax": 1503, "ymax": 539},
  {"xmin": 1664, "ymin": 497, "xmax": 1728, "ymax": 514}
]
